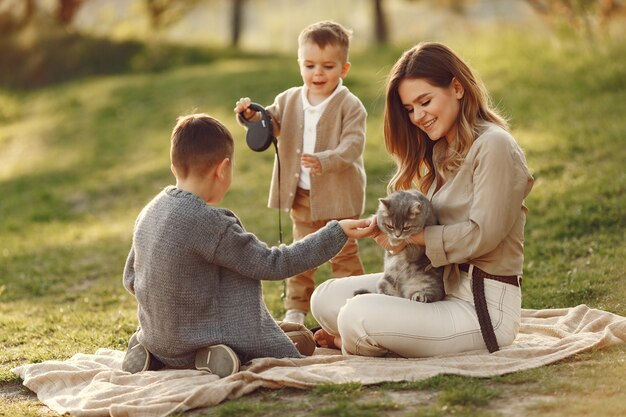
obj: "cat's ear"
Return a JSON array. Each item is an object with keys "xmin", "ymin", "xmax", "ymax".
[
  {"xmin": 378, "ymin": 198, "xmax": 391, "ymax": 216},
  {"xmin": 410, "ymin": 201, "xmax": 423, "ymax": 215}
]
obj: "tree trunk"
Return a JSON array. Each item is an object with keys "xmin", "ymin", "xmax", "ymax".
[
  {"xmin": 56, "ymin": 0, "xmax": 84, "ymax": 26},
  {"xmin": 0, "ymin": 0, "xmax": 35, "ymax": 34},
  {"xmin": 231, "ymin": 0, "xmax": 245, "ymax": 48},
  {"xmin": 374, "ymin": 0, "xmax": 388, "ymax": 45}
]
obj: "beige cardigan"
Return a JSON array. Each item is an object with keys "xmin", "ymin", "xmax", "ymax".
[
  {"xmin": 265, "ymin": 86, "xmax": 367, "ymax": 221},
  {"xmin": 424, "ymin": 123, "xmax": 534, "ymax": 293}
]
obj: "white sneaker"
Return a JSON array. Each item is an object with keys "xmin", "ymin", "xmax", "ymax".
[{"xmin": 283, "ymin": 309, "xmax": 306, "ymax": 325}]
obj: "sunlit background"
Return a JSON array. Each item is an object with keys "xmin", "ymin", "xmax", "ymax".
[
  {"xmin": 4, "ymin": 0, "xmax": 626, "ymax": 49},
  {"xmin": 1, "ymin": 1, "xmax": 626, "ymax": 416}
]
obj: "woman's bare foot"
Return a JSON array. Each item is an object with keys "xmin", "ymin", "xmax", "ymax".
[{"xmin": 313, "ymin": 329, "xmax": 342, "ymax": 350}]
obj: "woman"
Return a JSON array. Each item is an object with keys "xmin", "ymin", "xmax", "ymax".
[{"xmin": 310, "ymin": 42, "xmax": 534, "ymax": 357}]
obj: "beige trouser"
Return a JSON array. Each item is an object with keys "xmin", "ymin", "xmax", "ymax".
[
  {"xmin": 284, "ymin": 188, "xmax": 365, "ymax": 312},
  {"xmin": 310, "ymin": 267, "xmax": 522, "ymax": 357}
]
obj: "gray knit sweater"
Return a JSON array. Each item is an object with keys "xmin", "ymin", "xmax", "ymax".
[{"xmin": 123, "ymin": 186, "xmax": 348, "ymax": 367}]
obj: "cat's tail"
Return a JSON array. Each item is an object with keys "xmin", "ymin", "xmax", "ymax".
[{"xmin": 353, "ymin": 289, "xmax": 371, "ymax": 296}]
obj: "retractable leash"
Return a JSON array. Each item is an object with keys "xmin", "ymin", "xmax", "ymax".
[{"xmin": 238, "ymin": 103, "xmax": 287, "ymax": 299}]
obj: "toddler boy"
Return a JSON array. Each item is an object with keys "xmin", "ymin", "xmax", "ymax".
[{"xmin": 235, "ymin": 21, "xmax": 367, "ymax": 325}]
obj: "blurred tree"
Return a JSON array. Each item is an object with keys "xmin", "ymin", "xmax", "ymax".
[
  {"xmin": 525, "ymin": 0, "xmax": 625, "ymax": 35},
  {"xmin": 438, "ymin": 0, "xmax": 466, "ymax": 14},
  {"xmin": 376, "ymin": 0, "xmax": 467, "ymax": 45},
  {"xmin": 231, "ymin": 0, "xmax": 245, "ymax": 47},
  {"xmin": 0, "ymin": 0, "xmax": 86, "ymax": 35},
  {"xmin": 56, "ymin": 0, "xmax": 84, "ymax": 25},
  {"xmin": 0, "ymin": 0, "xmax": 34, "ymax": 34},
  {"xmin": 373, "ymin": 0, "xmax": 388, "ymax": 44},
  {"xmin": 145, "ymin": 0, "xmax": 245, "ymax": 47},
  {"xmin": 145, "ymin": 0, "xmax": 201, "ymax": 30},
  {"xmin": 598, "ymin": 0, "xmax": 626, "ymax": 25}
]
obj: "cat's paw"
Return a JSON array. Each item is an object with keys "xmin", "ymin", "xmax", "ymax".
[{"xmin": 410, "ymin": 292, "xmax": 430, "ymax": 303}]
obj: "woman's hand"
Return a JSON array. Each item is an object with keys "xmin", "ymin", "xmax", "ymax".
[
  {"xmin": 408, "ymin": 230, "xmax": 425, "ymax": 246},
  {"xmin": 369, "ymin": 217, "xmax": 405, "ymax": 253},
  {"xmin": 338, "ymin": 218, "xmax": 377, "ymax": 239},
  {"xmin": 371, "ymin": 218, "xmax": 425, "ymax": 254},
  {"xmin": 372, "ymin": 230, "xmax": 407, "ymax": 254}
]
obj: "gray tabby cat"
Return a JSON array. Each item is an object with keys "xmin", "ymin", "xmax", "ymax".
[{"xmin": 355, "ymin": 190, "xmax": 445, "ymax": 302}]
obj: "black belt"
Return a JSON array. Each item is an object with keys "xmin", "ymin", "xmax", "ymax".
[{"xmin": 459, "ymin": 263, "xmax": 521, "ymax": 353}]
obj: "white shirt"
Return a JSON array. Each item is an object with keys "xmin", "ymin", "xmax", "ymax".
[{"xmin": 298, "ymin": 79, "xmax": 344, "ymax": 189}]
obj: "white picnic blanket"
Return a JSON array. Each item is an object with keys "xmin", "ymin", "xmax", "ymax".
[{"xmin": 13, "ymin": 304, "xmax": 626, "ymax": 417}]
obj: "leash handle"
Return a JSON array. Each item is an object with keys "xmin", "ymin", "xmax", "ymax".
[{"xmin": 238, "ymin": 103, "xmax": 276, "ymax": 152}]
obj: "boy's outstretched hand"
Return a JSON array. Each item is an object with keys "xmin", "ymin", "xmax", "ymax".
[{"xmin": 338, "ymin": 217, "xmax": 377, "ymax": 239}]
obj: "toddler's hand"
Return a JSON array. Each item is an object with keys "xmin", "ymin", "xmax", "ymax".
[
  {"xmin": 338, "ymin": 218, "xmax": 377, "ymax": 239},
  {"xmin": 234, "ymin": 97, "xmax": 260, "ymax": 122},
  {"xmin": 301, "ymin": 154, "xmax": 322, "ymax": 175}
]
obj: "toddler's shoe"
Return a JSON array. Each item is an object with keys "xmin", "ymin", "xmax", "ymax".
[
  {"xmin": 122, "ymin": 332, "xmax": 151, "ymax": 373},
  {"xmin": 283, "ymin": 309, "xmax": 306, "ymax": 325},
  {"xmin": 195, "ymin": 344, "xmax": 240, "ymax": 378},
  {"xmin": 279, "ymin": 321, "xmax": 316, "ymax": 356}
]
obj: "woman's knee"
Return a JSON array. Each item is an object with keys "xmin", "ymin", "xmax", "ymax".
[
  {"xmin": 310, "ymin": 278, "xmax": 336, "ymax": 314},
  {"xmin": 310, "ymin": 278, "xmax": 343, "ymax": 332},
  {"xmin": 337, "ymin": 294, "xmax": 387, "ymax": 357},
  {"xmin": 311, "ymin": 274, "xmax": 379, "ymax": 321},
  {"xmin": 337, "ymin": 293, "xmax": 372, "ymax": 322}
]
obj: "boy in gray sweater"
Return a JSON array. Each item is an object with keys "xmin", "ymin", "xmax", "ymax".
[{"xmin": 121, "ymin": 113, "xmax": 374, "ymax": 377}]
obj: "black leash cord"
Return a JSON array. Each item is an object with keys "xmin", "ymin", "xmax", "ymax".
[
  {"xmin": 240, "ymin": 105, "xmax": 285, "ymax": 299},
  {"xmin": 273, "ymin": 140, "xmax": 288, "ymax": 300},
  {"xmin": 273, "ymin": 139, "xmax": 283, "ymax": 245}
]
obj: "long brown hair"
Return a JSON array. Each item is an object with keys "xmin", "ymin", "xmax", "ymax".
[{"xmin": 383, "ymin": 42, "xmax": 507, "ymax": 194}]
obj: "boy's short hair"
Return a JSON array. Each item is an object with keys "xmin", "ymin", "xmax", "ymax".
[
  {"xmin": 170, "ymin": 113, "xmax": 234, "ymax": 179},
  {"xmin": 298, "ymin": 20, "xmax": 352, "ymax": 63}
]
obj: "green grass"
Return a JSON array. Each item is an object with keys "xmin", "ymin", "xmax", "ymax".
[{"xmin": 1, "ymin": 29, "xmax": 625, "ymax": 416}]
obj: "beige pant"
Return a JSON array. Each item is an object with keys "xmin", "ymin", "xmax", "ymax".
[
  {"xmin": 310, "ymin": 268, "xmax": 522, "ymax": 357},
  {"xmin": 284, "ymin": 188, "xmax": 365, "ymax": 312}
]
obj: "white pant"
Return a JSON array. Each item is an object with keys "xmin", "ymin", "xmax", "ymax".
[{"xmin": 310, "ymin": 269, "xmax": 521, "ymax": 357}]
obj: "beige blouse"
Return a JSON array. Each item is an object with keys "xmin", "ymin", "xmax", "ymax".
[{"xmin": 424, "ymin": 122, "xmax": 534, "ymax": 293}]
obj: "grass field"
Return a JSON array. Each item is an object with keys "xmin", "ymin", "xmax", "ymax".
[{"xmin": 1, "ymin": 29, "xmax": 625, "ymax": 416}]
